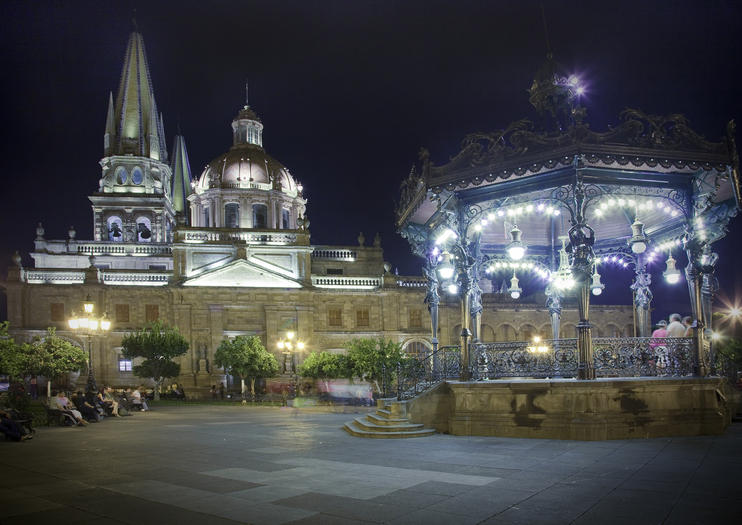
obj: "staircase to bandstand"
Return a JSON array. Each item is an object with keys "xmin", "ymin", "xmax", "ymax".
[{"xmin": 343, "ymin": 399, "xmax": 435, "ymax": 438}]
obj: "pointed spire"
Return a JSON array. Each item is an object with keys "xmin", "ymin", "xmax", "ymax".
[
  {"xmin": 105, "ymin": 29, "xmax": 165, "ymax": 159},
  {"xmin": 104, "ymin": 92, "xmax": 115, "ymax": 154},
  {"xmin": 170, "ymin": 134, "xmax": 194, "ymax": 217},
  {"xmin": 158, "ymin": 112, "xmax": 168, "ymax": 161}
]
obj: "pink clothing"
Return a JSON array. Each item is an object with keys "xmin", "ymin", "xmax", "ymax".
[{"xmin": 651, "ymin": 328, "xmax": 667, "ymax": 338}]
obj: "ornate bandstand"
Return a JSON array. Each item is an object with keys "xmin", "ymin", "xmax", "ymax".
[{"xmin": 394, "ymin": 60, "xmax": 741, "ymax": 439}]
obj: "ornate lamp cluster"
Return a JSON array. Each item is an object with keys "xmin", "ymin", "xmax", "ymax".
[
  {"xmin": 68, "ymin": 297, "xmax": 111, "ymax": 333},
  {"xmin": 276, "ymin": 331, "xmax": 305, "ymax": 374},
  {"xmin": 67, "ymin": 296, "xmax": 112, "ymax": 393}
]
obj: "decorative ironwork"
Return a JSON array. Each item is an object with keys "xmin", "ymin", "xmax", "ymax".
[
  {"xmin": 592, "ymin": 337, "xmax": 696, "ymax": 377},
  {"xmin": 381, "ymin": 345, "xmax": 461, "ymax": 400},
  {"xmin": 470, "ymin": 340, "xmax": 578, "ymax": 379}
]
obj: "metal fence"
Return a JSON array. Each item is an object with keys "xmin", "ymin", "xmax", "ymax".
[{"xmin": 387, "ymin": 336, "xmax": 705, "ymax": 400}]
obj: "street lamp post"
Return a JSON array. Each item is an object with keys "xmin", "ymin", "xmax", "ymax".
[
  {"xmin": 68, "ymin": 296, "xmax": 111, "ymax": 392},
  {"xmin": 277, "ymin": 331, "xmax": 305, "ymax": 400},
  {"xmin": 276, "ymin": 331, "xmax": 305, "ymax": 375}
]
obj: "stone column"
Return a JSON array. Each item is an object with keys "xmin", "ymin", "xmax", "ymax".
[{"xmin": 630, "ymin": 262, "xmax": 652, "ymax": 337}]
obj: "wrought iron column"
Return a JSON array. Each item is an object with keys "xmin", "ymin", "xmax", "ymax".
[
  {"xmin": 545, "ymin": 284, "xmax": 562, "ymax": 340},
  {"xmin": 700, "ymin": 246, "xmax": 718, "ymax": 333},
  {"xmin": 684, "ymin": 234, "xmax": 710, "ymax": 376},
  {"xmin": 630, "ymin": 260, "xmax": 652, "ymax": 337},
  {"xmin": 568, "ymin": 174, "xmax": 596, "ymax": 380},
  {"xmin": 424, "ymin": 259, "xmax": 440, "ymax": 377},
  {"xmin": 459, "ymin": 272, "xmax": 472, "ymax": 381}
]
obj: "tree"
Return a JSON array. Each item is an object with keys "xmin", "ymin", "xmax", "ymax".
[
  {"xmin": 214, "ymin": 335, "xmax": 278, "ymax": 401},
  {"xmin": 346, "ymin": 338, "xmax": 406, "ymax": 393},
  {"xmin": 298, "ymin": 351, "xmax": 352, "ymax": 380},
  {"xmin": 1, "ymin": 325, "xmax": 88, "ymax": 401},
  {"xmin": 121, "ymin": 321, "xmax": 189, "ymax": 400}
]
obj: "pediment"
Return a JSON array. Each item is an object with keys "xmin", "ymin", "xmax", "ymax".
[{"xmin": 182, "ymin": 259, "xmax": 302, "ymax": 288}]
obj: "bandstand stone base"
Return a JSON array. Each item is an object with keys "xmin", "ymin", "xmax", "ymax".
[{"xmin": 408, "ymin": 377, "xmax": 734, "ymax": 440}]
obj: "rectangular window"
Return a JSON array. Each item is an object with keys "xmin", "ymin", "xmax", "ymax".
[
  {"xmin": 328, "ymin": 308, "xmax": 342, "ymax": 327},
  {"xmin": 115, "ymin": 304, "xmax": 130, "ymax": 323},
  {"xmin": 203, "ymin": 208, "xmax": 210, "ymax": 227},
  {"xmin": 356, "ymin": 309, "xmax": 369, "ymax": 328},
  {"xmin": 282, "ymin": 209, "xmax": 290, "ymax": 229},
  {"xmin": 326, "ymin": 268, "xmax": 343, "ymax": 275},
  {"xmin": 50, "ymin": 303, "xmax": 65, "ymax": 322},
  {"xmin": 145, "ymin": 304, "xmax": 159, "ymax": 323},
  {"xmin": 118, "ymin": 359, "xmax": 132, "ymax": 372},
  {"xmin": 148, "ymin": 264, "xmax": 166, "ymax": 270},
  {"xmin": 409, "ymin": 309, "xmax": 422, "ymax": 329}
]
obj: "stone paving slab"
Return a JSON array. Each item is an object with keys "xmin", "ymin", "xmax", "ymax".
[{"xmin": 0, "ymin": 405, "xmax": 740, "ymax": 524}]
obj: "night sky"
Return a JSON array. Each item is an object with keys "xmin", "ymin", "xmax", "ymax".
[{"xmin": 1, "ymin": 0, "xmax": 741, "ymax": 324}]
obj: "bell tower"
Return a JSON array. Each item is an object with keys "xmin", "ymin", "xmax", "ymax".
[{"xmin": 89, "ymin": 29, "xmax": 177, "ymax": 244}]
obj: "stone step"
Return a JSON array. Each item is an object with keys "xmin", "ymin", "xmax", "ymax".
[
  {"xmin": 342, "ymin": 422, "xmax": 436, "ymax": 439},
  {"xmin": 352, "ymin": 416, "xmax": 424, "ymax": 433},
  {"xmin": 375, "ymin": 409, "xmax": 398, "ymax": 419},
  {"xmin": 366, "ymin": 412, "xmax": 410, "ymax": 426}
]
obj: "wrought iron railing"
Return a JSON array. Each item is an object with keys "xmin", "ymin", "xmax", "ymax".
[
  {"xmin": 470, "ymin": 339, "xmax": 578, "ymax": 379},
  {"xmin": 592, "ymin": 337, "xmax": 697, "ymax": 377},
  {"xmin": 380, "ymin": 345, "xmax": 461, "ymax": 399},
  {"xmin": 385, "ymin": 337, "xmax": 701, "ymax": 400}
]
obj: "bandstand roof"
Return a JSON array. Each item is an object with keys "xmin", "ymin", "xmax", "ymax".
[{"xmin": 397, "ymin": 110, "xmax": 740, "ymax": 262}]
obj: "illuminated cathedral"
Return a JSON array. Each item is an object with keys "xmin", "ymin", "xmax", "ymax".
[{"xmin": 3, "ymin": 30, "xmax": 631, "ymax": 395}]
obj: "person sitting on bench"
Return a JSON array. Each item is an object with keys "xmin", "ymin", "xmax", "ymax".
[
  {"xmin": 97, "ymin": 387, "xmax": 120, "ymax": 417},
  {"xmin": 0, "ymin": 409, "xmax": 32, "ymax": 441},
  {"xmin": 51, "ymin": 391, "xmax": 88, "ymax": 426},
  {"xmin": 131, "ymin": 386, "xmax": 149, "ymax": 411},
  {"xmin": 72, "ymin": 391, "xmax": 100, "ymax": 422}
]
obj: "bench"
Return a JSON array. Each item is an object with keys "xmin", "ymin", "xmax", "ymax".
[{"xmin": 42, "ymin": 403, "xmax": 77, "ymax": 426}]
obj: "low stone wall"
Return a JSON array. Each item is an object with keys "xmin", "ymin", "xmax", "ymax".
[
  {"xmin": 406, "ymin": 382, "xmax": 452, "ymax": 432},
  {"xmin": 408, "ymin": 377, "xmax": 731, "ymax": 440}
]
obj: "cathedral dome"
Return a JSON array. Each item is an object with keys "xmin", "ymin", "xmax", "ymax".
[
  {"xmin": 195, "ymin": 105, "xmax": 300, "ymax": 197},
  {"xmin": 196, "ymin": 143, "xmax": 299, "ymax": 195},
  {"xmin": 188, "ymin": 103, "xmax": 306, "ymax": 230}
]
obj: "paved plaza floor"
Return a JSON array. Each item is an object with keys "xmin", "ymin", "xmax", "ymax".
[{"xmin": 1, "ymin": 404, "xmax": 740, "ymax": 524}]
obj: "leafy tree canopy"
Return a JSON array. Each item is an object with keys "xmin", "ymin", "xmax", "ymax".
[
  {"xmin": 346, "ymin": 338, "xmax": 406, "ymax": 384},
  {"xmin": 214, "ymin": 335, "xmax": 278, "ymax": 380},
  {"xmin": 9, "ymin": 327, "xmax": 87, "ymax": 380},
  {"xmin": 121, "ymin": 321, "xmax": 188, "ymax": 396},
  {"xmin": 298, "ymin": 351, "xmax": 352, "ymax": 379}
]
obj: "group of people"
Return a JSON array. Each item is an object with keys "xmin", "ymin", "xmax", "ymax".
[
  {"xmin": 652, "ymin": 313, "xmax": 695, "ymax": 338},
  {"xmin": 48, "ymin": 386, "xmax": 150, "ymax": 426}
]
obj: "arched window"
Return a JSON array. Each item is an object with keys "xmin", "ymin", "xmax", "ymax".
[
  {"xmin": 560, "ymin": 323, "xmax": 577, "ymax": 339},
  {"xmin": 480, "ymin": 324, "xmax": 495, "ymax": 342},
  {"xmin": 520, "ymin": 324, "xmax": 537, "ymax": 342},
  {"xmin": 107, "ymin": 216, "xmax": 123, "ymax": 242},
  {"xmin": 136, "ymin": 217, "xmax": 152, "ymax": 243},
  {"xmin": 253, "ymin": 204, "xmax": 267, "ymax": 229},
  {"xmin": 203, "ymin": 207, "xmax": 210, "ymax": 227},
  {"xmin": 132, "ymin": 167, "xmax": 144, "ymax": 185},
  {"xmin": 282, "ymin": 209, "xmax": 290, "ymax": 229},
  {"xmin": 225, "ymin": 203, "xmax": 240, "ymax": 228},
  {"xmin": 115, "ymin": 167, "xmax": 128, "ymax": 185},
  {"xmin": 497, "ymin": 324, "xmax": 516, "ymax": 342},
  {"xmin": 403, "ymin": 341, "xmax": 430, "ymax": 360}
]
